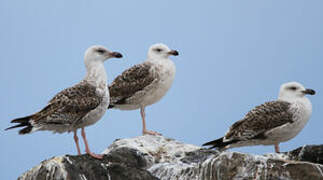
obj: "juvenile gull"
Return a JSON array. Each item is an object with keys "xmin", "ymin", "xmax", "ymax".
[
  {"xmin": 6, "ymin": 45, "xmax": 122, "ymax": 159},
  {"xmin": 203, "ymin": 82, "xmax": 315, "ymax": 153},
  {"xmin": 108, "ymin": 43, "xmax": 179, "ymax": 135}
]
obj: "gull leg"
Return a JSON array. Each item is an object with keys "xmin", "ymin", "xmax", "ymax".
[
  {"xmin": 275, "ymin": 143, "xmax": 280, "ymax": 153},
  {"xmin": 81, "ymin": 128, "xmax": 103, "ymax": 159},
  {"xmin": 140, "ymin": 107, "xmax": 161, "ymax": 136},
  {"xmin": 73, "ymin": 130, "xmax": 81, "ymax": 155}
]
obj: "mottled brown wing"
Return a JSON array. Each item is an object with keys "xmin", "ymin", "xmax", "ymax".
[
  {"xmin": 33, "ymin": 81, "xmax": 102, "ymax": 125},
  {"xmin": 225, "ymin": 101, "xmax": 293, "ymax": 141},
  {"xmin": 109, "ymin": 62, "xmax": 155, "ymax": 105}
]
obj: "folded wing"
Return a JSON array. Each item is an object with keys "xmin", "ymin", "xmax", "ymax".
[{"xmin": 108, "ymin": 62, "xmax": 155, "ymax": 107}]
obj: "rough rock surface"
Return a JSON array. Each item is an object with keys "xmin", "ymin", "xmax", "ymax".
[{"xmin": 18, "ymin": 135, "xmax": 323, "ymax": 180}]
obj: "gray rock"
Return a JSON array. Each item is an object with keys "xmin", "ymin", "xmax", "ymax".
[
  {"xmin": 18, "ymin": 147, "xmax": 158, "ymax": 180},
  {"xmin": 18, "ymin": 135, "xmax": 323, "ymax": 180},
  {"xmin": 286, "ymin": 145, "xmax": 323, "ymax": 164}
]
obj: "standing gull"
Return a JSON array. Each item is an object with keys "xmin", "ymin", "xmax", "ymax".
[
  {"xmin": 6, "ymin": 45, "xmax": 122, "ymax": 159},
  {"xmin": 108, "ymin": 43, "xmax": 179, "ymax": 135},
  {"xmin": 203, "ymin": 82, "xmax": 315, "ymax": 153}
]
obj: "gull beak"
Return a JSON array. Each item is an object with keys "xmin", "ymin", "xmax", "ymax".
[
  {"xmin": 109, "ymin": 52, "xmax": 123, "ymax": 58},
  {"xmin": 168, "ymin": 50, "xmax": 179, "ymax": 56},
  {"xmin": 302, "ymin": 89, "xmax": 316, "ymax": 95}
]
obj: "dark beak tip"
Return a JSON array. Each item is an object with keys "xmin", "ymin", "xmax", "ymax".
[
  {"xmin": 305, "ymin": 89, "xmax": 316, "ymax": 95},
  {"xmin": 112, "ymin": 52, "xmax": 123, "ymax": 58},
  {"xmin": 115, "ymin": 53, "xmax": 123, "ymax": 58},
  {"xmin": 310, "ymin": 90, "xmax": 316, "ymax": 95},
  {"xmin": 170, "ymin": 50, "xmax": 179, "ymax": 56}
]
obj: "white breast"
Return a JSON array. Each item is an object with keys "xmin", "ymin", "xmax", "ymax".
[
  {"xmin": 142, "ymin": 60, "xmax": 176, "ymax": 107},
  {"xmin": 76, "ymin": 86, "xmax": 109, "ymax": 128},
  {"xmin": 267, "ymin": 98, "xmax": 312, "ymax": 143}
]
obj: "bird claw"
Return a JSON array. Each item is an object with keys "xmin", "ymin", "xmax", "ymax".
[{"xmin": 143, "ymin": 130, "xmax": 162, "ymax": 136}]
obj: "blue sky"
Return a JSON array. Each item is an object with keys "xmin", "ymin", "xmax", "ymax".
[{"xmin": 1, "ymin": 0, "xmax": 323, "ymax": 179}]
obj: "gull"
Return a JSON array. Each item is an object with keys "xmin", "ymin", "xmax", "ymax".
[
  {"xmin": 203, "ymin": 82, "xmax": 315, "ymax": 153},
  {"xmin": 108, "ymin": 43, "xmax": 179, "ymax": 135},
  {"xmin": 6, "ymin": 45, "xmax": 122, "ymax": 159}
]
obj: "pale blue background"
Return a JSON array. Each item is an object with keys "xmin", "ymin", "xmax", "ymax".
[{"xmin": 1, "ymin": 0, "xmax": 323, "ymax": 179}]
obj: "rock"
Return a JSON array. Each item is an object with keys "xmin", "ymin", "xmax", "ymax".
[
  {"xmin": 18, "ymin": 135, "xmax": 323, "ymax": 180},
  {"xmin": 18, "ymin": 147, "xmax": 158, "ymax": 180},
  {"xmin": 286, "ymin": 145, "xmax": 323, "ymax": 165}
]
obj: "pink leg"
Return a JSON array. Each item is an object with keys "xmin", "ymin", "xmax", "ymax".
[
  {"xmin": 73, "ymin": 130, "xmax": 81, "ymax": 155},
  {"xmin": 140, "ymin": 107, "xmax": 161, "ymax": 136},
  {"xmin": 274, "ymin": 143, "xmax": 280, "ymax": 153},
  {"xmin": 81, "ymin": 128, "xmax": 103, "ymax": 159}
]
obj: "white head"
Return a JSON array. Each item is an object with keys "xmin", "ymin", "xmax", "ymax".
[
  {"xmin": 84, "ymin": 45, "xmax": 122, "ymax": 68},
  {"xmin": 278, "ymin": 82, "xmax": 315, "ymax": 101},
  {"xmin": 147, "ymin": 43, "xmax": 179, "ymax": 60}
]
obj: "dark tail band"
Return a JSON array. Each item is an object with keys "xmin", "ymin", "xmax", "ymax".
[
  {"xmin": 108, "ymin": 104, "xmax": 114, "ymax": 109},
  {"xmin": 202, "ymin": 137, "xmax": 238, "ymax": 150},
  {"xmin": 5, "ymin": 115, "xmax": 33, "ymax": 134}
]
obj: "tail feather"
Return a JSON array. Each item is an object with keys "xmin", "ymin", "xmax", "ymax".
[
  {"xmin": 202, "ymin": 137, "xmax": 238, "ymax": 149},
  {"xmin": 5, "ymin": 123, "xmax": 28, "ymax": 130},
  {"xmin": 5, "ymin": 115, "xmax": 33, "ymax": 134},
  {"xmin": 11, "ymin": 115, "xmax": 32, "ymax": 123},
  {"xmin": 19, "ymin": 126, "xmax": 33, "ymax": 135},
  {"xmin": 108, "ymin": 104, "xmax": 114, "ymax": 109}
]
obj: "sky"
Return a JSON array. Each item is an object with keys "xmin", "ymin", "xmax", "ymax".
[{"xmin": 1, "ymin": 0, "xmax": 323, "ymax": 179}]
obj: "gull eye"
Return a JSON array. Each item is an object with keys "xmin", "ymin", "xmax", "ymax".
[
  {"xmin": 154, "ymin": 48, "xmax": 162, "ymax": 52},
  {"xmin": 96, "ymin": 49, "xmax": 106, "ymax": 54},
  {"xmin": 289, "ymin": 86, "xmax": 297, "ymax": 91}
]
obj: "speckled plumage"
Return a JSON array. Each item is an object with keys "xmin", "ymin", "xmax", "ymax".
[
  {"xmin": 109, "ymin": 61, "xmax": 156, "ymax": 107},
  {"xmin": 225, "ymin": 101, "xmax": 293, "ymax": 141},
  {"xmin": 6, "ymin": 45, "xmax": 118, "ymax": 134},
  {"xmin": 107, "ymin": 43, "xmax": 178, "ymax": 135},
  {"xmin": 29, "ymin": 80, "xmax": 106, "ymax": 133},
  {"xmin": 6, "ymin": 45, "xmax": 122, "ymax": 159},
  {"xmin": 203, "ymin": 82, "xmax": 315, "ymax": 152},
  {"xmin": 108, "ymin": 44, "xmax": 177, "ymax": 111}
]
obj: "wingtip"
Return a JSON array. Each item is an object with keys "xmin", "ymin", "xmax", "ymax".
[
  {"xmin": 11, "ymin": 115, "xmax": 32, "ymax": 123},
  {"xmin": 5, "ymin": 124, "xmax": 26, "ymax": 131},
  {"xmin": 202, "ymin": 137, "xmax": 235, "ymax": 150},
  {"xmin": 4, "ymin": 127, "xmax": 11, "ymax": 131},
  {"xmin": 108, "ymin": 104, "xmax": 114, "ymax": 109},
  {"xmin": 6, "ymin": 115, "xmax": 33, "ymax": 134},
  {"xmin": 202, "ymin": 141, "xmax": 212, "ymax": 146},
  {"xmin": 18, "ymin": 126, "xmax": 33, "ymax": 134}
]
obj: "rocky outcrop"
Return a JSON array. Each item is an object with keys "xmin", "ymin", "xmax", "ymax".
[{"xmin": 18, "ymin": 135, "xmax": 323, "ymax": 180}]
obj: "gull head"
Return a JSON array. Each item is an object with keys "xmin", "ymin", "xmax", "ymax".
[
  {"xmin": 147, "ymin": 43, "xmax": 179, "ymax": 59},
  {"xmin": 84, "ymin": 45, "xmax": 122, "ymax": 65},
  {"xmin": 278, "ymin": 82, "xmax": 315, "ymax": 101}
]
